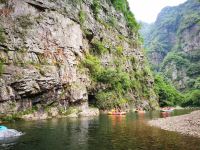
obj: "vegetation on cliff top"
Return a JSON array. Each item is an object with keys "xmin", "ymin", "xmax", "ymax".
[{"xmin": 111, "ymin": 0, "xmax": 140, "ymax": 33}]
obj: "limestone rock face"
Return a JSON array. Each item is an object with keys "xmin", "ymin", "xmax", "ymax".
[
  {"xmin": 0, "ymin": 0, "xmax": 159, "ymax": 114},
  {"xmin": 22, "ymin": 112, "xmax": 49, "ymax": 120},
  {"xmin": 0, "ymin": 0, "xmax": 89, "ymax": 112}
]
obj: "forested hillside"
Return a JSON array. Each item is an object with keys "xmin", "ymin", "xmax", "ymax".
[{"xmin": 141, "ymin": 0, "xmax": 200, "ymax": 106}]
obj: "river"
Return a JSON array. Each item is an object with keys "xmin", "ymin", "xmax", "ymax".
[{"xmin": 0, "ymin": 109, "xmax": 200, "ymax": 150}]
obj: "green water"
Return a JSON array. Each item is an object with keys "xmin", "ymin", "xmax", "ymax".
[{"xmin": 1, "ymin": 109, "xmax": 200, "ymax": 150}]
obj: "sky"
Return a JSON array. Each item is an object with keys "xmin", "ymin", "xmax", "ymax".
[{"xmin": 127, "ymin": 0, "xmax": 187, "ymax": 23}]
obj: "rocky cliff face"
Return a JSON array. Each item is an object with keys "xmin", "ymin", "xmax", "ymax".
[
  {"xmin": 0, "ymin": 0, "xmax": 159, "ymax": 116},
  {"xmin": 141, "ymin": 0, "xmax": 200, "ymax": 91}
]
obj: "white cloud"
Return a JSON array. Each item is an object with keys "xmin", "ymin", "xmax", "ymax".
[{"xmin": 127, "ymin": 0, "xmax": 187, "ymax": 23}]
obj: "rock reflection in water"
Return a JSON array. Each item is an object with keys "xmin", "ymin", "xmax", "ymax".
[{"xmin": 1, "ymin": 109, "xmax": 200, "ymax": 150}]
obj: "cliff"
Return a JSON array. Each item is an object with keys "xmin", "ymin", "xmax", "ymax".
[
  {"xmin": 141, "ymin": 0, "xmax": 200, "ymax": 91},
  {"xmin": 0, "ymin": 0, "xmax": 159, "ymax": 118}
]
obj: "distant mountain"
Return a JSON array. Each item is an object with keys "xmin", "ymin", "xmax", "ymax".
[{"xmin": 141, "ymin": 0, "xmax": 200, "ymax": 91}]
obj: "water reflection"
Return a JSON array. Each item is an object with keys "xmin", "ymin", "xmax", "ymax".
[
  {"xmin": 0, "ymin": 109, "xmax": 200, "ymax": 150},
  {"xmin": 0, "ymin": 137, "xmax": 19, "ymax": 145},
  {"xmin": 108, "ymin": 115, "xmax": 126, "ymax": 126}
]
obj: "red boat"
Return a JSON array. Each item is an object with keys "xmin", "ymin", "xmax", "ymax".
[
  {"xmin": 135, "ymin": 110, "xmax": 146, "ymax": 114},
  {"xmin": 107, "ymin": 111, "xmax": 126, "ymax": 115}
]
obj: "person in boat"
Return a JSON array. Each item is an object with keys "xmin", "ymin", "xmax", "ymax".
[
  {"xmin": 111, "ymin": 109, "xmax": 115, "ymax": 112},
  {"xmin": 136, "ymin": 107, "xmax": 145, "ymax": 113},
  {"xmin": 162, "ymin": 107, "xmax": 168, "ymax": 110},
  {"xmin": 109, "ymin": 107, "xmax": 122, "ymax": 114},
  {"xmin": 136, "ymin": 107, "xmax": 142, "ymax": 111},
  {"xmin": 117, "ymin": 107, "xmax": 122, "ymax": 113}
]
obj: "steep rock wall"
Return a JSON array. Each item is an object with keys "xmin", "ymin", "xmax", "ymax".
[{"xmin": 0, "ymin": 0, "xmax": 159, "ymax": 115}]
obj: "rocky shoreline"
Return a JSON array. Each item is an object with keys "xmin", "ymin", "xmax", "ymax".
[
  {"xmin": 0, "ymin": 107, "xmax": 99, "ymax": 123},
  {"xmin": 148, "ymin": 110, "xmax": 200, "ymax": 138}
]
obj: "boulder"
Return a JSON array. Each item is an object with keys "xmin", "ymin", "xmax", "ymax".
[
  {"xmin": 67, "ymin": 112, "xmax": 78, "ymax": 118},
  {"xmin": 48, "ymin": 107, "xmax": 59, "ymax": 117},
  {"xmin": 21, "ymin": 112, "xmax": 48, "ymax": 120},
  {"xmin": 79, "ymin": 108, "xmax": 100, "ymax": 117}
]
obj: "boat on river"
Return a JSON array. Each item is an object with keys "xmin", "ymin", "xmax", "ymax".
[
  {"xmin": 135, "ymin": 110, "xmax": 146, "ymax": 114},
  {"xmin": 107, "ymin": 111, "xmax": 126, "ymax": 115},
  {"xmin": 160, "ymin": 107, "xmax": 174, "ymax": 112}
]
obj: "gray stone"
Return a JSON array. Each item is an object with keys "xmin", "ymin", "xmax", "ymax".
[
  {"xmin": 0, "ymin": 0, "xmax": 159, "ymax": 115},
  {"xmin": 79, "ymin": 108, "xmax": 100, "ymax": 117}
]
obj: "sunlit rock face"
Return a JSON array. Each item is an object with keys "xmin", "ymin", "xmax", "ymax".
[{"xmin": 0, "ymin": 0, "xmax": 159, "ymax": 114}]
